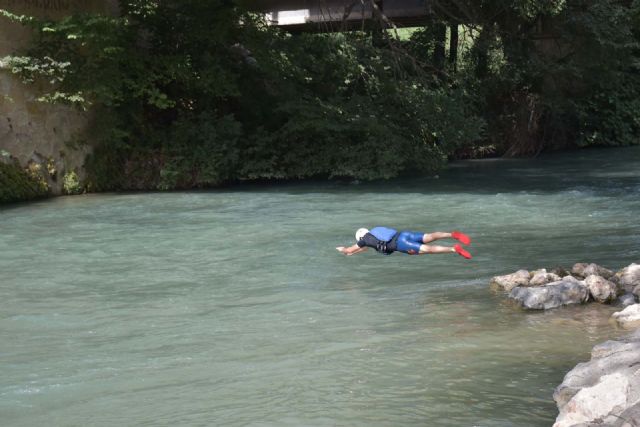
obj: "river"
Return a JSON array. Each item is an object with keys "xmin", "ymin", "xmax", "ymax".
[{"xmin": 1, "ymin": 147, "xmax": 639, "ymax": 426}]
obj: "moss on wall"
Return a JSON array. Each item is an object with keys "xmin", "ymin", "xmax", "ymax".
[{"xmin": 0, "ymin": 161, "xmax": 49, "ymax": 203}]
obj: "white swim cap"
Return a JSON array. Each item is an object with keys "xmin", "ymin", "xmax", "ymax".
[{"xmin": 355, "ymin": 228, "xmax": 369, "ymax": 241}]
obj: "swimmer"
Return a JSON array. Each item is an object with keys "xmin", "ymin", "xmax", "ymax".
[{"xmin": 336, "ymin": 227, "xmax": 472, "ymax": 258}]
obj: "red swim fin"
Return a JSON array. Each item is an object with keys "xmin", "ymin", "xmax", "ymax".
[
  {"xmin": 454, "ymin": 244, "xmax": 472, "ymax": 259},
  {"xmin": 451, "ymin": 231, "xmax": 471, "ymax": 245}
]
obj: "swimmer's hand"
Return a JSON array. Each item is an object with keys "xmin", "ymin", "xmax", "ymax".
[{"xmin": 336, "ymin": 245, "xmax": 366, "ymax": 256}]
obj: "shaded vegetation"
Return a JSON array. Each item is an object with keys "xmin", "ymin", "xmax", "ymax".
[
  {"xmin": 0, "ymin": 160, "xmax": 49, "ymax": 203},
  {"xmin": 1, "ymin": 0, "xmax": 639, "ymax": 191}
]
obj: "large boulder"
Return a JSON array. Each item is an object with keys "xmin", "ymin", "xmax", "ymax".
[
  {"xmin": 553, "ymin": 329, "xmax": 640, "ymax": 427},
  {"xmin": 509, "ymin": 279, "xmax": 589, "ymax": 310},
  {"xmin": 490, "ymin": 269, "xmax": 530, "ymax": 292},
  {"xmin": 612, "ymin": 303, "xmax": 640, "ymax": 328},
  {"xmin": 572, "ymin": 262, "xmax": 614, "ymax": 279},
  {"xmin": 584, "ymin": 274, "xmax": 620, "ymax": 303},
  {"xmin": 615, "ymin": 263, "xmax": 640, "ymax": 293}
]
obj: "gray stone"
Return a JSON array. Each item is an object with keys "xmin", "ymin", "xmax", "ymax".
[
  {"xmin": 509, "ymin": 279, "xmax": 589, "ymax": 310},
  {"xmin": 530, "ymin": 270, "xmax": 562, "ymax": 287},
  {"xmin": 572, "ymin": 262, "xmax": 613, "ymax": 279},
  {"xmin": 608, "ymin": 403, "xmax": 640, "ymax": 427},
  {"xmin": 584, "ymin": 274, "xmax": 620, "ymax": 303},
  {"xmin": 490, "ymin": 269, "xmax": 530, "ymax": 292},
  {"xmin": 571, "ymin": 263, "xmax": 589, "ymax": 278},
  {"xmin": 553, "ymin": 331, "xmax": 640, "ymax": 427},
  {"xmin": 612, "ymin": 304, "xmax": 640, "ymax": 328},
  {"xmin": 530, "ymin": 268, "xmax": 546, "ymax": 276},
  {"xmin": 609, "ymin": 274, "xmax": 621, "ymax": 286},
  {"xmin": 616, "ymin": 263, "xmax": 640, "ymax": 293},
  {"xmin": 30, "ymin": 150, "xmax": 45, "ymax": 165},
  {"xmin": 562, "ymin": 275, "xmax": 582, "ymax": 284},
  {"xmin": 583, "ymin": 263, "xmax": 614, "ymax": 279},
  {"xmin": 618, "ymin": 293, "xmax": 638, "ymax": 308}
]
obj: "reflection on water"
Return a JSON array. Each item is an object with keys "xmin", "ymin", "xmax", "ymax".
[{"xmin": 1, "ymin": 146, "xmax": 639, "ymax": 426}]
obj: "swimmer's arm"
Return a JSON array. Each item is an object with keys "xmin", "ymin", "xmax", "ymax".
[{"xmin": 336, "ymin": 244, "xmax": 367, "ymax": 256}]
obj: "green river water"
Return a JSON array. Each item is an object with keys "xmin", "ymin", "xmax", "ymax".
[{"xmin": 1, "ymin": 147, "xmax": 639, "ymax": 426}]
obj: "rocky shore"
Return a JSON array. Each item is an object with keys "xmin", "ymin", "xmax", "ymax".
[
  {"xmin": 491, "ymin": 263, "xmax": 640, "ymax": 426},
  {"xmin": 553, "ymin": 330, "xmax": 640, "ymax": 426},
  {"xmin": 491, "ymin": 263, "xmax": 640, "ymax": 310}
]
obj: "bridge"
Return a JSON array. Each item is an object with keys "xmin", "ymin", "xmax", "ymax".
[{"xmin": 247, "ymin": 0, "xmax": 431, "ymax": 31}]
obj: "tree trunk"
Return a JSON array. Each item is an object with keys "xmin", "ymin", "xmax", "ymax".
[
  {"xmin": 473, "ymin": 25, "xmax": 493, "ymax": 79},
  {"xmin": 433, "ymin": 22, "xmax": 446, "ymax": 69},
  {"xmin": 449, "ymin": 23, "xmax": 458, "ymax": 71},
  {"xmin": 371, "ymin": 0, "xmax": 385, "ymax": 47}
]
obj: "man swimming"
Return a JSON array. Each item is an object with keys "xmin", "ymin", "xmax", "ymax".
[{"xmin": 336, "ymin": 227, "xmax": 472, "ymax": 258}]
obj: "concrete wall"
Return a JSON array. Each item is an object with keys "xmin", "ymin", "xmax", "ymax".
[{"xmin": 0, "ymin": 0, "xmax": 117, "ymax": 193}]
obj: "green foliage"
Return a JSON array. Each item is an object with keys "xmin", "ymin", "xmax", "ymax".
[
  {"xmin": 62, "ymin": 171, "xmax": 83, "ymax": 194},
  {"xmin": 547, "ymin": 0, "xmax": 640, "ymax": 147},
  {"xmin": 242, "ymin": 32, "xmax": 482, "ymax": 179},
  {"xmin": 0, "ymin": 161, "xmax": 49, "ymax": 203},
  {"xmin": 435, "ymin": 0, "xmax": 640, "ymax": 154}
]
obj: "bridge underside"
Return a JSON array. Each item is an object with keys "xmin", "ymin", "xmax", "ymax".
[{"xmin": 245, "ymin": 0, "xmax": 430, "ymax": 31}]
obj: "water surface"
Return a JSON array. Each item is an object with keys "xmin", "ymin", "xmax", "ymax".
[{"xmin": 1, "ymin": 147, "xmax": 639, "ymax": 426}]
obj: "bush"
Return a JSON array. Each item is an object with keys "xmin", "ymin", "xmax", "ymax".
[
  {"xmin": 62, "ymin": 170, "xmax": 83, "ymax": 194},
  {"xmin": 0, "ymin": 161, "xmax": 49, "ymax": 203}
]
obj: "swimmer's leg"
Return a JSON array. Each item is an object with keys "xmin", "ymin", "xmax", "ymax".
[
  {"xmin": 423, "ymin": 231, "xmax": 471, "ymax": 245},
  {"xmin": 419, "ymin": 244, "xmax": 472, "ymax": 259},
  {"xmin": 418, "ymin": 244, "xmax": 455, "ymax": 254},
  {"xmin": 422, "ymin": 232, "xmax": 451, "ymax": 243}
]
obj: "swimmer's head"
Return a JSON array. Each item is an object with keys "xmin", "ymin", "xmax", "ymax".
[{"xmin": 355, "ymin": 228, "xmax": 369, "ymax": 241}]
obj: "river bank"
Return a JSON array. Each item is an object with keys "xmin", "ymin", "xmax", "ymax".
[
  {"xmin": 554, "ymin": 328, "xmax": 640, "ymax": 426},
  {"xmin": 3, "ymin": 144, "xmax": 640, "ymax": 204}
]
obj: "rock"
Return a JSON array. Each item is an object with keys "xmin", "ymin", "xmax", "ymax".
[
  {"xmin": 609, "ymin": 273, "xmax": 620, "ymax": 285},
  {"xmin": 554, "ymin": 373, "xmax": 630, "ymax": 427},
  {"xmin": 490, "ymin": 269, "xmax": 530, "ymax": 292},
  {"xmin": 615, "ymin": 263, "xmax": 640, "ymax": 293},
  {"xmin": 571, "ymin": 263, "xmax": 589, "ymax": 278},
  {"xmin": 550, "ymin": 266, "xmax": 569, "ymax": 277},
  {"xmin": 530, "ymin": 268, "xmax": 546, "ymax": 276},
  {"xmin": 612, "ymin": 304, "xmax": 640, "ymax": 328},
  {"xmin": 583, "ymin": 263, "xmax": 614, "ymax": 279},
  {"xmin": 612, "ymin": 405, "xmax": 640, "ymax": 427},
  {"xmin": 572, "ymin": 262, "xmax": 613, "ymax": 279},
  {"xmin": 530, "ymin": 270, "xmax": 562, "ymax": 287},
  {"xmin": 30, "ymin": 150, "xmax": 45, "ymax": 165},
  {"xmin": 561, "ymin": 275, "xmax": 581, "ymax": 284},
  {"xmin": 584, "ymin": 274, "xmax": 620, "ymax": 303},
  {"xmin": 509, "ymin": 279, "xmax": 589, "ymax": 310},
  {"xmin": 618, "ymin": 293, "xmax": 638, "ymax": 307},
  {"xmin": 553, "ymin": 330, "xmax": 640, "ymax": 427}
]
